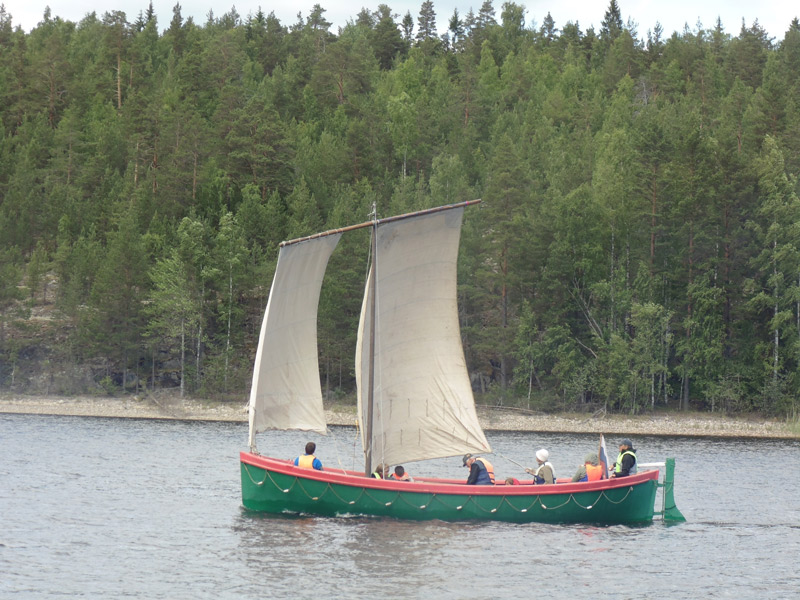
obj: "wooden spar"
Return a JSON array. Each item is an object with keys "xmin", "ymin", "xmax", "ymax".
[
  {"xmin": 279, "ymin": 199, "xmax": 482, "ymax": 248},
  {"xmin": 364, "ymin": 206, "xmax": 377, "ymax": 478}
]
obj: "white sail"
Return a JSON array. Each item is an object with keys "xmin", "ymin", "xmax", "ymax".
[
  {"xmin": 356, "ymin": 207, "xmax": 491, "ymax": 467},
  {"xmin": 248, "ymin": 234, "xmax": 342, "ymax": 449}
]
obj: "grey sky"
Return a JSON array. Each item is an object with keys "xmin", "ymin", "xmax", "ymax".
[{"xmin": 4, "ymin": 0, "xmax": 797, "ymax": 42}]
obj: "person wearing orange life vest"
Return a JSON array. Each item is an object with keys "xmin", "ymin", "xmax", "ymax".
[
  {"xmin": 571, "ymin": 453, "xmax": 604, "ymax": 482},
  {"xmin": 389, "ymin": 465, "xmax": 412, "ymax": 481},
  {"xmin": 463, "ymin": 454, "xmax": 495, "ymax": 485},
  {"xmin": 293, "ymin": 441, "xmax": 323, "ymax": 470}
]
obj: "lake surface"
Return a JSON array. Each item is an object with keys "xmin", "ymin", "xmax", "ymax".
[{"xmin": 1, "ymin": 413, "xmax": 799, "ymax": 599}]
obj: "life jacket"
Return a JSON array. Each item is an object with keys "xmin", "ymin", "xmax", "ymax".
[
  {"xmin": 533, "ymin": 463, "xmax": 555, "ymax": 484},
  {"xmin": 475, "ymin": 457, "xmax": 495, "ymax": 484},
  {"xmin": 391, "ymin": 473, "xmax": 411, "ymax": 481},
  {"xmin": 297, "ymin": 454, "xmax": 317, "ymax": 469},
  {"xmin": 371, "ymin": 470, "xmax": 383, "ymax": 479},
  {"xmin": 614, "ymin": 450, "xmax": 637, "ymax": 475},
  {"xmin": 585, "ymin": 463, "xmax": 604, "ymax": 481}
]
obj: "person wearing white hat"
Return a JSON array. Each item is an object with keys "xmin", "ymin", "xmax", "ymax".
[{"xmin": 526, "ymin": 448, "xmax": 555, "ymax": 484}]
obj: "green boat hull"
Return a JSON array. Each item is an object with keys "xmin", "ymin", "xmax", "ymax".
[{"xmin": 241, "ymin": 453, "xmax": 660, "ymax": 524}]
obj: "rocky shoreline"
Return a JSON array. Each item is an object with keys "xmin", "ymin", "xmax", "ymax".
[{"xmin": 1, "ymin": 393, "xmax": 796, "ymax": 439}]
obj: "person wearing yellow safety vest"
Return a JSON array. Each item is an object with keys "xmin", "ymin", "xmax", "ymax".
[
  {"xmin": 370, "ymin": 464, "xmax": 389, "ymax": 479},
  {"xmin": 293, "ymin": 441, "xmax": 323, "ymax": 470},
  {"xmin": 610, "ymin": 439, "xmax": 637, "ymax": 478},
  {"xmin": 463, "ymin": 454, "xmax": 495, "ymax": 485},
  {"xmin": 572, "ymin": 453, "xmax": 604, "ymax": 482}
]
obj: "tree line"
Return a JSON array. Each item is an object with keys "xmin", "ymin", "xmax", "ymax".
[{"xmin": 1, "ymin": 0, "xmax": 799, "ymax": 417}]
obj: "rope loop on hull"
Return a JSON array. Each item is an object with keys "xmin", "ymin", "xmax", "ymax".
[{"xmin": 244, "ymin": 465, "xmax": 644, "ymax": 520}]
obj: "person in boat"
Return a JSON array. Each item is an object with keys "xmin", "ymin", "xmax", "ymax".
[
  {"xmin": 610, "ymin": 439, "xmax": 637, "ymax": 478},
  {"xmin": 504, "ymin": 477, "xmax": 520, "ymax": 485},
  {"xmin": 293, "ymin": 442, "xmax": 323, "ymax": 470},
  {"xmin": 370, "ymin": 463, "xmax": 389, "ymax": 479},
  {"xmin": 526, "ymin": 449, "xmax": 555, "ymax": 484},
  {"xmin": 389, "ymin": 465, "xmax": 412, "ymax": 481},
  {"xmin": 571, "ymin": 453, "xmax": 604, "ymax": 482},
  {"xmin": 463, "ymin": 454, "xmax": 495, "ymax": 485}
]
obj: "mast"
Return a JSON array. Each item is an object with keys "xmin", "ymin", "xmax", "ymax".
[
  {"xmin": 353, "ymin": 200, "xmax": 482, "ymax": 475},
  {"xmin": 364, "ymin": 204, "xmax": 378, "ymax": 477}
]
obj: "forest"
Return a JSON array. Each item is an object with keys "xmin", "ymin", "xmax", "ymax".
[{"xmin": 1, "ymin": 0, "xmax": 799, "ymax": 418}]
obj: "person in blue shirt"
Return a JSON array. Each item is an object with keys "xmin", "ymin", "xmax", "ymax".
[
  {"xmin": 294, "ymin": 441, "xmax": 323, "ymax": 470},
  {"xmin": 463, "ymin": 454, "xmax": 495, "ymax": 484}
]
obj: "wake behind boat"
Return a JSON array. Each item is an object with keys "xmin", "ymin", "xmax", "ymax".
[{"xmin": 240, "ymin": 201, "xmax": 684, "ymax": 524}]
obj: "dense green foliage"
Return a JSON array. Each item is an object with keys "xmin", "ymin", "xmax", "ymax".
[{"xmin": 1, "ymin": 1, "xmax": 799, "ymax": 417}]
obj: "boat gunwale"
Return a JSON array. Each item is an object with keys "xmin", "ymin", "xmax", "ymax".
[{"xmin": 240, "ymin": 451, "xmax": 659, "ymax": 496}]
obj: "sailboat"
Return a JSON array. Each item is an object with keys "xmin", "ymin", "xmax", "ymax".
[{"xmin": 240, "ymin": 201, "xmax": 684, "ymax": 524}]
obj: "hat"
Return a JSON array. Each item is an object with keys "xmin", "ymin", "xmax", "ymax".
[
  {"xmin": 535, "ymin": 449, "xmax": 549, "ymax": 462},
  {"xmin": 585, "ymin": 453, "xmax": 599, "ymax": 465},
  {"xmin": 462, "ymin": 453, "xmax": 472, "ymax": 466},
  {"xmin": 620, "ymin": 438, "xmax": 633, "ymax": 447}
]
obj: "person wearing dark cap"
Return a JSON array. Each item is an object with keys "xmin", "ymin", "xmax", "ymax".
[
  {"xmin": 610, "ymin": 439, "xmax": 637, "ymax": 478},
  {"xmin": 463, "ymin": 454, "xmax": 495, "ymax": 485}
]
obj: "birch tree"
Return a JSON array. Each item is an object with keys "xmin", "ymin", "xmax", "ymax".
[{"xmin": 146, "ymin": 251, "xmax": 200, "ymax": 397}]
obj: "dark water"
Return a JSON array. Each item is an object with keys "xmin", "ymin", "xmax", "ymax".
[{"xmin": 1, "ymin": 414, "xmax": 799, "ymax": 599}]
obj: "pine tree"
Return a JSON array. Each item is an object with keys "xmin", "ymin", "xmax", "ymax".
[
  {"xmin": 470, "ymin": 132, "xmax": 532, "ymax": 394},
  {"xmin": 540, "ymin": 13, "xmax": 557, "ymax": 44},
  {"xmin": 372, "ymin": 5, "xmax": 404, "ymax": 69},
  {"xmin": 0, "ymin": 246, "xmax": 23, "ymax": 349},
  {"xmin": 600, "ymin": 0, "xmax": 623, "ymax": 43},
  {"xmin": 747, "ymin": 136, "xmax": 800, "ymax": 404},
  {"xmin": 401, "ymin": 11, "xmax": 414, "ymax": 43},
  {"xmin": 82, "ymin": 206, "xmax": 148, "ymax": 391},
  {"xmin": 415, "ymin": 1, "xmax": 437, "ymax": 42},
  {"xmin": 448, "ymin": 9, "xmax": 465, "ymax": 50}
]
